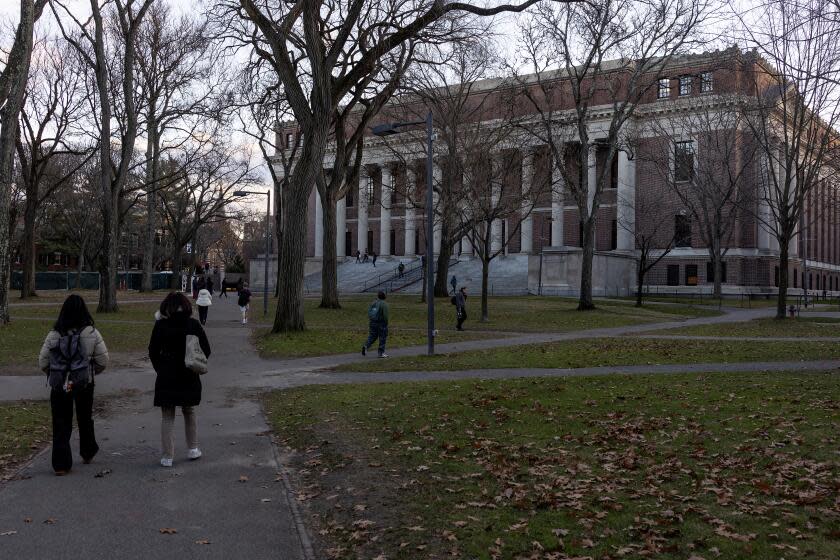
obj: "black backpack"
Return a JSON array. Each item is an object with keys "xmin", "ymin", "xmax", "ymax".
[{"xmin": 48, "ymin": 332, "xmax": 92, "ymax": 392}]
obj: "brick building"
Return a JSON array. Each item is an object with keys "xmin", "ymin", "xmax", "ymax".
[{"xmin": 277, "ymin": 48, "xmax": 839, "ymax": 296}]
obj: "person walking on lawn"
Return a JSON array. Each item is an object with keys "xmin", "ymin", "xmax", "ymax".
[
  {"xmin": 39, "ymin": 294, "xmax": 109, "ymax": 475},
  {"xmin": 238, "ymin": 282, "xmax": 252, "ymax": 325},
  {"xmin": 149, "ymin": 292, "xmax": 211, "ymax": 467},
  {"xmin": 450, "ymin": 275, "xmax": 457, "ymax": 295},
  {"xmin": 196, "ymin": 286, "xmax": 212, "ymax": 325},
  {"xmin": 362, "ymin": 291, "xmax": 389, "ymax": 358},
  {"xmin": 455, "ymin": 286, "xmax": 468, "ymax": 331}
]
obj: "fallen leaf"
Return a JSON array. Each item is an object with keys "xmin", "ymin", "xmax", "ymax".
[
  {"xmin": 195, "ymin": 539, "xmax": 210, "ymax": 545},
  {"xmin": 159, "ymin": 528, "xmax": 177, "ymax": 534},
  {"xmin": 43, "ymin": 518, "xmax": 56, "ymax": 525},
  {"xmin": 23, "ymin": 518, "xmax": 31, "ymax": 524},
  {"xmin": 0, "ymin": 531, "xmax": 17, "ymax": 536},
  {"xmin": 239, "ymin": 475, "xmax": 249, "ymax": 483},
  {"xmin": 94, "ymin": 469, "xmax": 112, "ymax": 478}
]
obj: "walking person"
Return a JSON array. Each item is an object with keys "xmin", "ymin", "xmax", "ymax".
[
  {"xmin": 372, "ymin": 251, "xmax": 378, "ymax": 267},
  {"xmin": 355, "ymin": 250, "xmax": 361, "ymax": 263},
  {"xmin": 362, "ymin": 251, "xmax": 369, "ymax": 263},
  {"xmin": 196, "ymin": 286, "xmax": 212, "ymax": 325},
  {"xmin": 39, "ymin": 295, "xmax": 109, "ymax": 475},
  {"xmin": 454, "ymin": 286, "xmax": 468, "ymax": 331},
  {"xmin": 361, "ymin": 291, "xmax": 389, "ymax": 358},
  {"xmin": 220, "ymin": 281, "xmax": 227, "ymax": 299},
  {"xmin": 450, "ymin": 275, "xmax": 457, "ymax": 295},
  {"xmin": 148, "ymin": 292, "xmax": 211, "ymax": 467},
  {"xmin": 238, "ymin": 282, "xmax": 252, "ymax": 325},
  {"xmin": 206, "ymin": 277, "xmax": 214, "ymax": 296},
  {"xmin": 397, "ymin": 262, "xmax": 405, "ymax": 278}
]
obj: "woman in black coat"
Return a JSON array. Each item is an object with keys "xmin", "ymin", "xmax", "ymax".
[{"xmin": 148, "ymin": 292, "xmax": 211, "ymax": 467}]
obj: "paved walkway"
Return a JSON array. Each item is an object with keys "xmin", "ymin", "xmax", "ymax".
[{"xmin": 0, "ymin": 300, "xmax": 311, "ymax": 560}]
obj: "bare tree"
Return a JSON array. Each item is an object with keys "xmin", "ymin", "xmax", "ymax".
[
  {"xmin": 642, "ymin": 98, "xmax": 755, "ymax": 299},
  {"xmin": 212, "ymin": 0, "xmax": 547, "ymax": 332},
  {"xmin": 514, "ymin": 0, "xmax": 713, "ymax": 310},
  {"xmin": 16, "ymin": 39, "xmax": 93, "ymax": 298},
  {"xmin": 0, "ymin": 0, "xmax": 48, "ymax": 324},
  {"xmin": 52, "ymin": 0, "xmax": 155, "ymax": 312},
  {"xmin": 738, "ymin": 0, "xmax": 840, "ymax": 318}
]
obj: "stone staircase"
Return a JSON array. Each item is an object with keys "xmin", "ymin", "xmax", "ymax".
[{"xmin": 303, "ymin": 257, "xmax": 422, "ymax": 294}]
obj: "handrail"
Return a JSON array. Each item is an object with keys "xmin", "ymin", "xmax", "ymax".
[
  {"xmin": 388, "ymin": 257, "xmax": 459, "ymax": 293},
  {"xmin": 362, "ymin": 258, "xmax": 425, "ymax": 292}
]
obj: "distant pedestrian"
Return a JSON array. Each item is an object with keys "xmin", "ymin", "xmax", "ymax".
[
  {"xmin": 372, "ymin": 252, "xmax": 378, "ymax": 267},
  {"xmin": 355, "ymin": 250, "xmax": 361, "ymax": 263},
  {"xmin": 220, "ymin": 282, "xmax": 228, "ymax": 299},
  {"xmin": 362, "ymin": 291, "xmax": 389, "ymax": 358},
  {"xmin": 196, "ymin": 287, "xmax": 212, "ymax": 325},
  {"xmin": 39, "ymin": 295, "xmax": 109, "ymax": 475},
  {"xmin": 450, "ymin": 275, "xmax": 457, "ymax": 295},
  {"xmin": 149, "ymin": 292, "xmax": 211, "ymax": 468},
  {"xmin": 398, "ymin": 262, "xmax": 405, "ymax": 278},
  {"xmin": 238, "ymin": 282, "xmax": 252, "ymax": 326},
  {"xmin": 454, "ymin": 286, "xmax": 468, "ymax": 331},
  {"xmin": 191, "ymin": 276, "xmax": 198, "ymax": 299},
  {"xmin": 362, "ymin": 251, "xmax": 369, "ymax": 263},
  {"xmin": 207, "ymin": 277, "xmax": 214, "ymax": 296}
]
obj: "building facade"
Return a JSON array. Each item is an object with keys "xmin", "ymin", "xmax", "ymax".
[{"xmin": 279, "ymin": 49, "xmax": 840, "ymax": 296}]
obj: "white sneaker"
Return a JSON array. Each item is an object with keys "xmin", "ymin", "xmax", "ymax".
[
  {"xmin": 160, "ymin": 457, "xmax": 173, "ymax": 467},
  {"xmin": 188, "ymin": 448, "xmax": 202, "ymax": 460},
  {"xmin": 379, "ymin": 353, "xmax": 389, "ymax": 358}
]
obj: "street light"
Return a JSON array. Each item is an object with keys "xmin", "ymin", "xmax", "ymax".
[
  {"xmin": 372, "ymin": 111, "xmax": 436, "ymax": 355},
  {"xmin": 233, "ymin": 190, "xmax": 271, "ymax": 317}
]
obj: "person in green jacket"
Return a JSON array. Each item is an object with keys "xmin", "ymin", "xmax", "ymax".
[{"xmin": 362, "ymin": 291, "xmax": 389, "ymax": 358}]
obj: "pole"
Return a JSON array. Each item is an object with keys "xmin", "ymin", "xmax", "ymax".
[
  {"xmin": 264, "ymin": 192, "xmax": 270, "ymax": 317},
  {"xmin": 425, "ymin": 110, "xmax": 435, "ymax": 356}
]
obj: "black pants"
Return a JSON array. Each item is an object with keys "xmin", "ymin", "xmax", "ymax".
[
  {"xmin": 456, "ymin": 308, "xmax": 467, "ymax": 330},
  {"xmin": 364, "ymin": 321, "xmax": 388, "ymax": 355},
  {"xmin": 50, "ymin": 384, "xmax": 98, "ymax": 472},
  {"xmin": 198, "ymin": 305, "xmax": 209, "ymax": 324}
]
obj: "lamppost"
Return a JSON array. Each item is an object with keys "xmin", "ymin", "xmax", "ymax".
[
  {"xmin": 233, "ymin": 190, "xmax": 271, "ymax": 317},
  {"xmin": 372, "ymin": 111, "xmax": 435, "ymax": 355}
]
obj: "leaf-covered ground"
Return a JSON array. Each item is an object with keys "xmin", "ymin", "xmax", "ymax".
[
  {"xmin": 645, "ymin": 317, "xmax": 840, "ymax": 338},
  {"xmin": 335, "ymin": 336, "xmax": 840, "ymax": 373},
  {"xmin": 264, "ymin": 372, "xmax": 840, "ymax": 559},
  {"xmin": 0, "ymin": 402, "xmax": 50, "ymax": 478}
]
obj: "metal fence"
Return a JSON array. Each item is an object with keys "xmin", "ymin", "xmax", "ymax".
[{"xmin": 10, "ymin": 271, "xmax": 172, "ymax": 291}]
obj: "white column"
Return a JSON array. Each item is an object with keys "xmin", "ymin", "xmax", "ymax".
[
  {"xmin": 491, "ymin": 157, "xmax": 503, "ymax": 253},
  {"xmin": 616, "ymin": 150, "xmax": 635, "ymax": 251},
  {"xmin": 520, "ymin": 149, "xmax": 534, "ymax": 253},
  {"xmin": 314, "ymin": 191, "xmax": 324, "ymax": 258},
  {"xmin": 551, "ymin": 155, "xmax": 564, "ymax": 247},
  {"xmin": 405, "ymin": 167, "xmax": 417, "ymax": 256},
  {"xmin": 432, "ymin": 163, "xmax": 442, "ymax": 254},
  {"xmin": 358, "ymin": 172, "xmax": 369, "ymax": 253},
  {"xmin": 380, "ymin": 165, "xmax": 392, "ymax": 256},
  {"xmin": 336, "ymin": 196, "xmax": 346, "ymax": 257},
  {"xmin": 587, "ymin": 145, "xmax": 597, "ymax": 214}
]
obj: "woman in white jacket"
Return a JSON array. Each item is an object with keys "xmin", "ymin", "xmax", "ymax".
[
  {"xmin": 38, "ymin": 295, "xmax": 109, "ymax": 475},
  {"xmin": 195, "ymin": 287, "xmax": 212, "ymax": 325}
]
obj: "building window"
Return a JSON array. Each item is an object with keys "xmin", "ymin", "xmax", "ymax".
[
  {"xmin": 700, "ymin": 71, "xmax": 713, "ymax": 93},
  {"xmin": 679, "ymin": 75, "xmax": 692, "ymax": 96},
  {"xmin": 366, "ymin": 176, "xmax": 375, "ymax": 205},
  {"xmin": 674, "ymin": 215, "xmax": 691, "ymax": 247},
  {"xmin": 685, "ymin": 264, "xmax": 698, "ymax": 286},
  {"xmin": 667, "ymin": 264, "xmax": 680, "ymax": 286},
  {"xmin": 674, "ymin": 140, "xmax": 695, "ymax": 182},
  {"xmin": 706, "ymin": 261, "xmax": 727, "ymax": 283},
  {"xmin": 286, "ymin": 132, "xmax": 293, "ymax": 147},
  {"xmin": 610, "ymin": 220, "xmax": 617, "ymax": 250},
  {"xmin": 657, "ymin": 78, "xmax": 670, "ymax": 99}
]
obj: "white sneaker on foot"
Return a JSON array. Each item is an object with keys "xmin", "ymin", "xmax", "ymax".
[
  {"xmin": 379, "ymin": 353, "xmax": 389, "ymax": 358},
  {"xmin": 188, "ymin": 448, "xmax": 202, "ymax": 460},
  {"xmin": 160, "ymin": 457, "xmax": 173, "ymax": 467}
]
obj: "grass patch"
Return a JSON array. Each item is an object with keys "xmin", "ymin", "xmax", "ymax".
[
  {"xmin": 255, "ymin": 327, "xmax": 499, "ymax": 359},
  {"xmin": 10, "ymin": 300, "xmax": 160, "ymax": 322},
  {"xmin": 336, "ymin": 336, "xmax": 840, "ymax": 372},
  {"xmin": 263, "ymin": 372, "xmax": 840, "ymax": 559},
  {"xmin": 646, "ymin": 317, "xmax": 840, "ymax": 338},
  {"xmin": 1, "ymin": 401, "xmax": 50, "ymax": 475},
  {"xmin": 265, "ymin": 295, "xmax": 716, "ymax": 334}
]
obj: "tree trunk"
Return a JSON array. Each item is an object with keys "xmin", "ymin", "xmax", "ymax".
[
  {"xmin": 75, "ymin": 248, "xmax": 84, "ymax": 289},
  {"xmin": 0, "ymin": 0, "xmax": 37, "ymax": 324},
  {"xmin": 141, "ymin": 121, "xmax": 159, "ymax": 292},
  {"xmin": 98, "ymin": 192, "xmax": 120, "ymax": 312},
  {"xmin": 434, "ymin": 231, "xmax": 453, "ymax": 298},
  {"xmin": 319, "ymin": 189, "xmax": 340, "ymax": 308},
  {"xmin": 480, "ymin": 256, "xmax": 490, "ymax": 322},
  {"xmin": 711, "ymin": 236, "xmax": 722, "ymax": 300},
  {"xmin": 578, "ymin": 216, "xmax": 596, "ymax": 310},
  {"xmin": 272, "ymin": 173, "xmax": 311, "ymax": 333},
  {"xmin": 776, "ymin": 236, "xmax": 790, "ymax": 319},
  {"xmin": 636, "ymin": 256, "xmax": 646, "ymax": 307},
  {"xmin": 20, "ymin": 189, "xmax": 37, "ymax": 299},
  {"xmin": 170, "ymin": 248, "xmax": 183, "ymax": 290}
]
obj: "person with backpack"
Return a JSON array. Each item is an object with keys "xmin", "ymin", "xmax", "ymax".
[
  {"xmin": 450, "ymin": 275, "xmax": 457, "ymax": 295},
  {"xmin": 238, "ymin": 282, "xmax": 252, "ymax": 325},
  {"xmin": 196, "ymin": 286, "xmax": 212, "ymax": 325},
  {"xmin": 361, "ymin": 291, "xmax": 389, "ymax": 358},
  {"xmin": 148, "ymin": 292, "xmax": 211, "ymax": 468},
  {"xmin": 454, "ymin": 286, "xmax": 468, "ymax": 331},
  {"xmin": 38, "ymin": 295, "xmax": 109, "ymax": 475}
]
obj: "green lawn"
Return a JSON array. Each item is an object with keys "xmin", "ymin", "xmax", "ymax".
[
  {"xmin": 254, "ymin": 327, "xmax": 499, "ymax": 359},
  {"xmin": 0, "ymin": 402, "xmax": 50, "ymax": 475},
  {"xmin": 336, "ymin": 336, "xmax": 840, "ymax": 372},
  {"xmin": 264, "ymin": 372, "xmax": 840, "ymax": 559},
  {"xmin": 646, "ymin": 317, "xmax": 840, "ymax": 338},
  {"xmin": 10, "ymin": 300, "xmax": 160, "ymax": 322}
]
